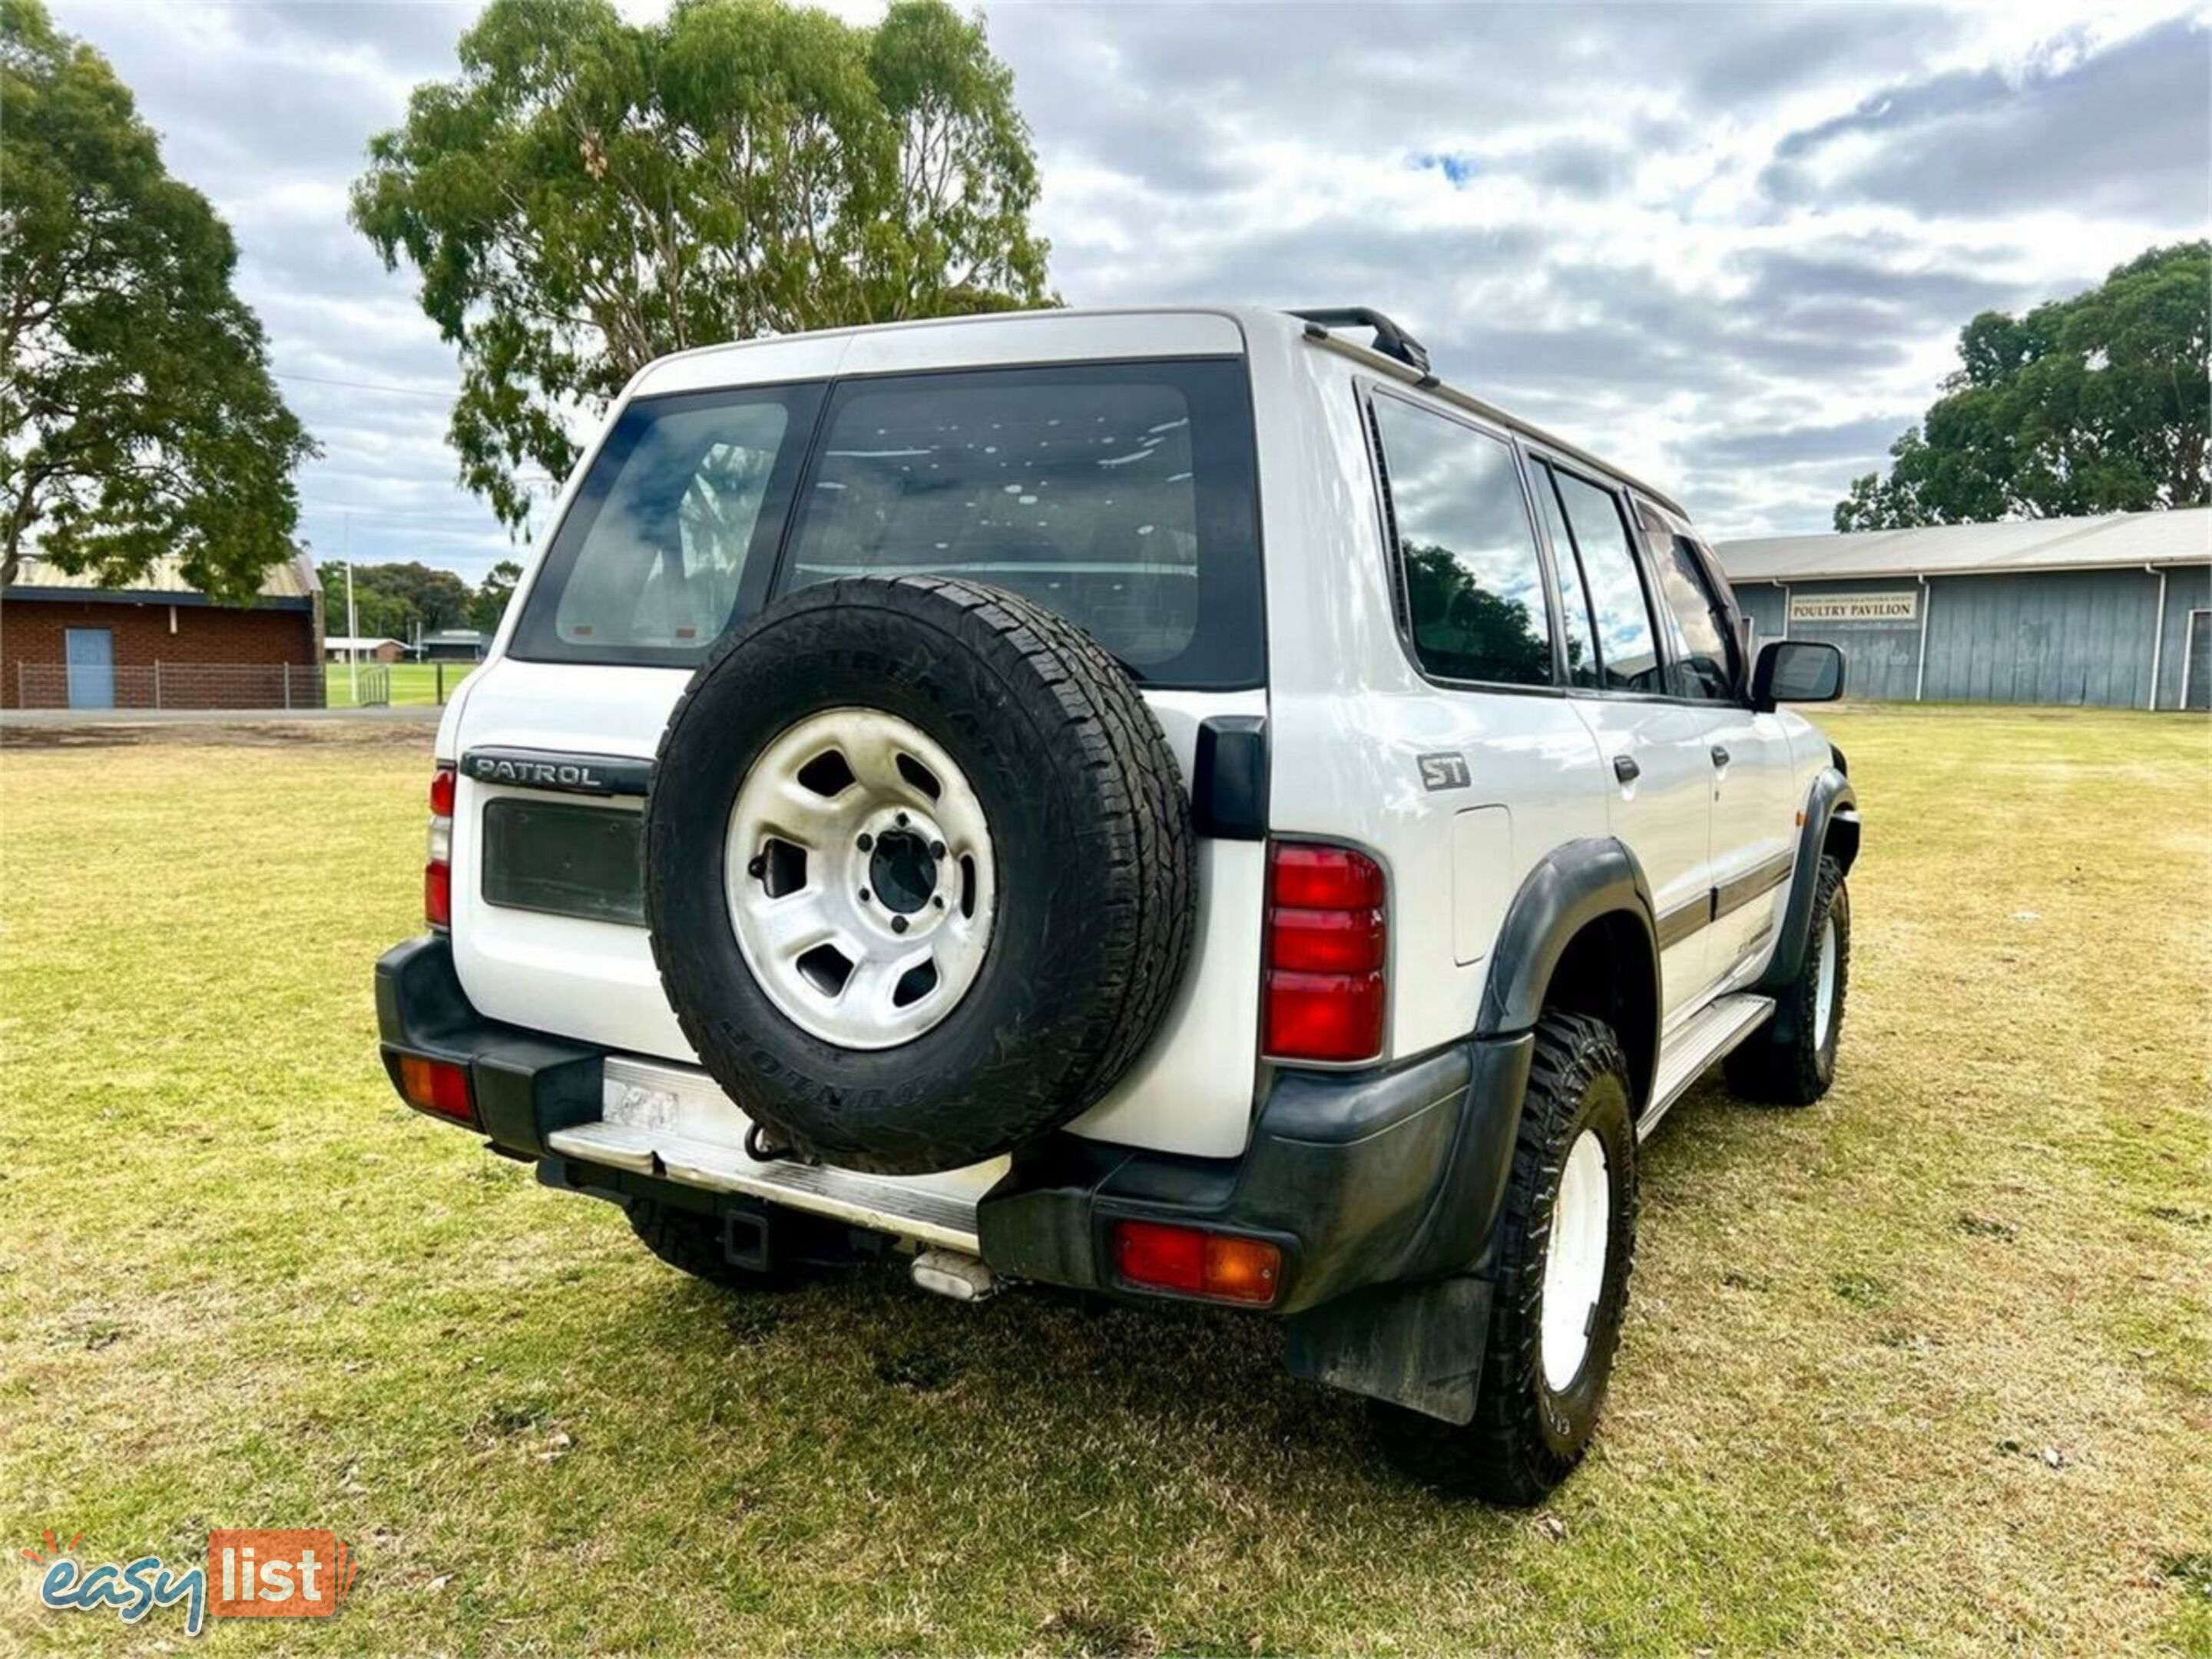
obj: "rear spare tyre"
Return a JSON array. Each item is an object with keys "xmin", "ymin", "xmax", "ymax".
[{"xmin": 644, "ymin": 578, "xmax": 1194, "ymax": 1174}]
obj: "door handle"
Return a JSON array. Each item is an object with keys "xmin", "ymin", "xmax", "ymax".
[
  {"xmin": 1710, "ymin": 745, "xmax": 1731, "ymax": 767},
  {"xmin": 1613, "ymin": 754, "xmax": 1641, "ymax": 783}
]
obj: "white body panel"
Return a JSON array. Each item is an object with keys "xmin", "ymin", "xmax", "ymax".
[
  {"xmin": 1705, "ymin": 705, "xmax": 1803, "ymax": 982},
  {"xmin": 1568, "ymin": 699, "xmax": 1720, "ymax": 1023},
  {"xmin": 439, "ymin": 304, "xmax": 1830, "ymax": 1185},
  {"xmin": 451, "ymin": 657, "xmax": 1264, "ymax": 1157}
]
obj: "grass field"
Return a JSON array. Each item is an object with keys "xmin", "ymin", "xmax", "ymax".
[
  {"xmin": 324, "ymin": 661, "xmax": 475, "ymax": 707},
  {"xmin": 2, "ymin": 707, "xmax": 2207, "ymax": 1655}
]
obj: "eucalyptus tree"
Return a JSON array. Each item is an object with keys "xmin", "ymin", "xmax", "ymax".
[
  {"xmin": 352, "ymin": 0, "xmax": 1052, "ymax": 528},
  {"xmin": 1, "ymin": 0, "xmax": 314, "ymax": 597}
]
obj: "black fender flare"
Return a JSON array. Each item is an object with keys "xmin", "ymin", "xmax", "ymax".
[
  {"xmin": 1278, "ymin": 839, "xmax": 1659, "ymax": 1418},
  {"xmin": 1474, "ymin": 836, "xmax": 1661, "ymax": 1106},
  {"xmin": 1753, "ymin": 768, "xmax": 1858, "ymax": 1020}
]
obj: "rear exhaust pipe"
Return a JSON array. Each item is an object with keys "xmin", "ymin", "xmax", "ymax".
[{"xmin": 911, "ymin": 1248, "xmax": 997, "ymax": 1302}]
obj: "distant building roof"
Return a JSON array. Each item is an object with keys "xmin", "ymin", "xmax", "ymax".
[
  {"xmin": 326, "ymin": 635, "xmax": 405, "ymax": 652},
  {"xmin": 1717, "ymin": 508, "xmax": 2210, "ymax": 584},
  {"xmin": 5, "ymin": 550, "xmax": 320, "ymax": 603},
  {"xmin": 420, "ymin": 628, "xmax": 483, "ymax": 643}
]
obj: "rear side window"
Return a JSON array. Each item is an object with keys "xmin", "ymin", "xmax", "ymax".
[
  {"xmin": 778, "ymin": 359, "xmax": 1263, "ymax": 688},
  {"xmin": 1549, "ymin": 469, "xmax": 1665, "ymax": 694},
  {"xmin": 509, "ymin": 385, "xmax": 823, "ymax": 664},
  {"xmin": 1638, "ymin": 505, "xmax": 1737, "ymax": 700},
  {"xmin": 1369, "ymin": 394, "xmax": 1554, "ymax": 687},
  {"xmin": 1533, "ymin": 468, "xmax": 1602, "ymax": 689}
]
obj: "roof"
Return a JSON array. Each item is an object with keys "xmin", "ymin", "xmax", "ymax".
[
  {"xmin": 628, "ymin": 303, "xmax": 1688, "ymax": 521},
  {"xmin": 326, "ymin": 635, "xmax": 404, "ymax": 651},
  {"xmin": 1716, "ymin": 508, "xmax": 2210, "ymax": 583},
  {"xmin": 5, "ymin": 549, "xmax": 320, "ymax": 603},
  {"xmin": 421, "ymin": 628, "xmax": 482, "ymax": 643}
]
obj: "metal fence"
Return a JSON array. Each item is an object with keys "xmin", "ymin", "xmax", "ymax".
[
  {"xmin": 14, "ymin": 661, "xmax": 330, "ymax": 711},
  {"xmin": 326, "ymin": 661, "xmax": 470, "ymax": 707}
]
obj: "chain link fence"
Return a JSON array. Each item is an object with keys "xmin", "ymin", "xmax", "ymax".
[{"xmin": 14, "ymin": 661, "xmax": 331, "ymax": 711}]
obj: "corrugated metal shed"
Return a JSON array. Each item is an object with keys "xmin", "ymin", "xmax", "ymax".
[
  {"xmin": 5, "ymin": 551, "xmax": 320, "ymax": 602},
  {"xmin": 1718, "ymin": 508, "xmax": 2210, "ymax": 583},
  {"xmin": 1716, "ymin": 509, "xmax": 2212, "ymax": 710}
]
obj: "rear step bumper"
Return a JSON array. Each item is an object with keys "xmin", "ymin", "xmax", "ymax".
[{"xmin": 376, "ymin": 935, "xmax": 1534, "ymax": 1318}]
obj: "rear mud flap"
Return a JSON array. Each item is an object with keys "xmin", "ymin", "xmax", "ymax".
[{"xmin": 1284, "ymin": 1274, "xmax": 1492, "ymax": 1424}]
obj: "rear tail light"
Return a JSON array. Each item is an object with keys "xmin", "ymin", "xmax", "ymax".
[
  {"xmin": 396, "ymin": 1054, "xmax": 475, "ymax": 1125},
  {"xmin": 1264, "ymin": 842, "xmax": 1386, "ymax": 1064},
  {"xmin": 1111, "ymin": 1220, "xmax": 1281, "ymax": 1306},
  {"xmin": 426, "ymin": 763, "xmax": 455, "ymax": 929}
]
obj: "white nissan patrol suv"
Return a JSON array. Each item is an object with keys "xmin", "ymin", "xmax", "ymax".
[{"xmin": 377, "ymin": 305, "xmax": 1859, "ymax": 1503}]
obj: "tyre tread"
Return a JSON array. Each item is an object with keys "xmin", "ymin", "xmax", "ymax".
[
  {"xmin": 1724, "ymin": 854, "xmax": 1849, "ymax": 1107},
  {"xmin": 644, "ymin": 577, "xmax": 1195, "ymax": 1172},
  {"xmin": 1379, "ymin": 1010, "xmax": 1637, "ymax": 1505}
]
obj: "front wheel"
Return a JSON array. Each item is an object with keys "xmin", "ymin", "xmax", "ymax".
[
  {"xmin": 1725, "ymin": 853, "xmax": 1850, "ymax": 1106},
  {"xmin": 1376, "ymin": 1011, "xmax": 1639, "ymax": 1505}
]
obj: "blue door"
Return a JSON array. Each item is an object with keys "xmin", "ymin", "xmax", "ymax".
[{"xmin": 65, "ymin": 628, "xmax": 114, "ymax": 709}]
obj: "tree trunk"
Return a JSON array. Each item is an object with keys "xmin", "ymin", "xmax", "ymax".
[{"xmin": 2, "ymin": 486, "xmax": 35, "ymax": 588}]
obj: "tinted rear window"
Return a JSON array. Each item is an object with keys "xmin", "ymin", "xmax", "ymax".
[
  {"xmin": 1368, "ymin": 392, "xmax": 1555, "ymax": 687},
  {"xmin": 510, "ymin": 359, "xmax": 1263, "ymax": 688},
  {"xmin": 779, "ymin": 359, "xmax": 1263, "ymax": 687},
  {"xmin": 508, "ymin": 384, "xmax": 824, "ymax": 665},
  {"xmin": 1550, "ymin": 469, "xmax": 1665, "ymax": 694}
]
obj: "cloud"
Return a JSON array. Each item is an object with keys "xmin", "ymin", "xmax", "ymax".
[
  {"xmin": 34, "ymin": 0, "xmax": 2212, "ymax": 571},
  {"xmin": 1700, "ymin": 416, "xmax": 1911, "ymax": 469},
  {"xmin": 1763, "ymin": 15, "xmax": 2212, "ymax": 224}
]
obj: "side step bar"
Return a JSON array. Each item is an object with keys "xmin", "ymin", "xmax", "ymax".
[
  {"xmin": 545, "ymin": 1057, "xmax": 994, "ymax": 1254},
  {"xmin": 1639, "ymin": 992, "xmax": 1775, "ymax": 1138}
]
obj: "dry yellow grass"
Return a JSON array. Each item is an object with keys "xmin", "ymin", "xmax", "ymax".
[{"xmin": 1, "ymin": 705, "xmax": 2207, "ymax": 1655}]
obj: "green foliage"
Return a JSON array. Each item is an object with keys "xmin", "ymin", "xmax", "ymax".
[
  {"xmin": 470, "ymin": 558, "xmax": 523, "ymax": 632},
  {"xmin": 351, "ymin": 0, "xmax": 1051, "ymax": 528},
  {"xmin": 1836, "ymin": 243, "xmax": 2210, "ymax": 530},
  {"xmin": 1402, "ymin": 541, "xmax": 1555, "ymax": 684},
  {"xmin": 0, "ymin": 0, "xmax": 316, "ymax": 600},
  {"xmin": 320, "ymin": 558, "xmax": 476, "ymax": 642}
]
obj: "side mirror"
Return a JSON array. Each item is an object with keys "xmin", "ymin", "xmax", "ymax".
[{"xmin": 1752, "ymin": 640, "xmax": 1845, "ymax": 710}]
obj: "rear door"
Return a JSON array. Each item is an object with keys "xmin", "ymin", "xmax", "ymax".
[
  {"xmin": 447, "ymin": 323, "xmax": 1270, "ymax": 1159},
  {"xmin": 1532, "ymin": 459, "xmax": 1720, "ymax": 1020},
  {"xmin": 1636, "ymin": 506, "xmax": 1799, "ymax": 984}
]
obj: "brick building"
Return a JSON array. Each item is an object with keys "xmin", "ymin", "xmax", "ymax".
[
  {"xmin": 325, "ymin": 634, "xmax": 407, "ymax": 664},
  {"xmin": 1, "ymin": 551, "xmax": 324, "ymax": 710}
]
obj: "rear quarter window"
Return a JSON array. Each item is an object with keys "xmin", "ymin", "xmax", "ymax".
[{"xmin": 1367, "ymin": 392, "xmax": 1555, "ymax": 687}]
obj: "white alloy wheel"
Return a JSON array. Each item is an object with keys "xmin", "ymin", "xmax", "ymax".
[
  {"xmin": 1813, "ymin": 913, "xmax": 1839, "ymax": 1048},
  {"xmin": 1540, "ymin": 1129, "xmax": 1613, "ymax": 1392},
  {"xmin": 724, "ymin": 707, "xmax": 996, "ymax": 1050}
]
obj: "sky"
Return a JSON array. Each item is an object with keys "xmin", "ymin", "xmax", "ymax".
[{"xmin": 42, "ymin": 0, "xmax": 2212, "ymax": 581}]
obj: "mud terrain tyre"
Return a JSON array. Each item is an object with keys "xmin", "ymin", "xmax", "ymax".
[
  {"xmin": 644, "ymin": 577, "xmax": 1194, "ymax": 1175},
  {"xmin": 1725, "ymin": 853, "xmax": 1849, "ymax": 1106},
  {"xmin": 1376, "ymin": 1012, "xmax": 1638, "ymax": 1505}
]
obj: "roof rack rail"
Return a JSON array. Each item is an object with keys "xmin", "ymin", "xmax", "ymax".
[{"xmin": 1289, "ymin": 307, "xmax": 1432, "ymax": 377}]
